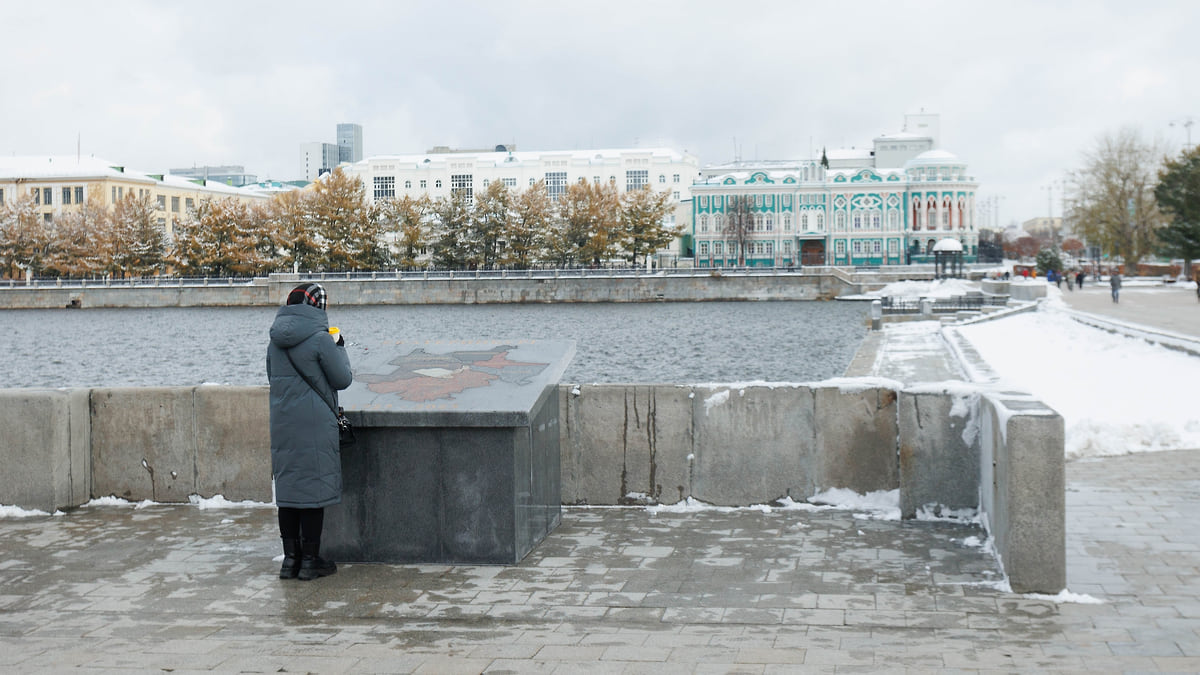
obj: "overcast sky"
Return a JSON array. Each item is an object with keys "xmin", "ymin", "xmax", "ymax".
[{"xmin": 3, "ymin": 0, "xmax": 1197, "ymax": 226}]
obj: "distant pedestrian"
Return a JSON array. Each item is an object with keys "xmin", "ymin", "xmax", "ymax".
[
  {"xmin": 1076, "ymin": 271, "xmax": 1085, "ymax": 288},
  {"xmin": 1066, "ymin": 273, "xmax": 1074, "ymax": 291},
  {"xmin": 1110, "ymin": 272, "xmax": 1121, "ymax": 303}
]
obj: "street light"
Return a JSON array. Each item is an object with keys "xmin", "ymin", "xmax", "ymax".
[{"xmin": 1169, "ymin": 117, "xmax": 1194, "ymax": 151}]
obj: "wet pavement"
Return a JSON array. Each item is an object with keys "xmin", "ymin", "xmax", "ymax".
[{"xmin": 2, "ymin": 446, "xmax": 1200, "ymax": 673}]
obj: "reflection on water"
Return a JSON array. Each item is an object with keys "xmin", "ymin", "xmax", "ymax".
[{"xmin": 7, "ymin": 301, "xmax": 868, "ymax": 387}]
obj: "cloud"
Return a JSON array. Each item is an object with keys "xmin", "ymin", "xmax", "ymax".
[{"xmin": 1, "ymin": 0, "xmax": 1197, "ymax": 225}]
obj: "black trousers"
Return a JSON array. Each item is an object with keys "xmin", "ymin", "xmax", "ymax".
[{"xmin": 277, "ymin": 507, "xmax": 324, "ymax": 542}]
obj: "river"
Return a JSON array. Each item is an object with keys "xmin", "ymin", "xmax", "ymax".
[{"xmin": 6, "ymin": 301, "xmax": 869, "ymax": 387}]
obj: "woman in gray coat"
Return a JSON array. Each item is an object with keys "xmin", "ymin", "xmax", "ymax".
[{"xmin": 266, "ymin": 283, "xmax": 354, "ymax": 580}]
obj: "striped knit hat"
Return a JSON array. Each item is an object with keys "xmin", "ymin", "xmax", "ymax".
[{"xmin": 286, "ymin": 283, "xmax": 327, "ymax": 310}]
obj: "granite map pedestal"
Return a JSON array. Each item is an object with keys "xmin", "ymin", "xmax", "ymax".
[{"xmin": 324, "ymin": 339, "xmax": 574, "ymax": 565}]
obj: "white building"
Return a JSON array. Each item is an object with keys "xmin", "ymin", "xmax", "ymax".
[{"xmin": 344, "ymin": 146, "xmax": 701, "ymax": 265}]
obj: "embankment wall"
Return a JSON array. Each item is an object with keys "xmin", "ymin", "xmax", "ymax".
[
  {"xmin": 0, "ymin": 381, "xmax": 1063, "ymax": 593},
  {"xmin": 0, "ymin": 272, "xmax": 865, "ymax": 309}
]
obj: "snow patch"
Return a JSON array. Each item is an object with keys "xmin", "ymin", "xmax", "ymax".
[
  {"xmin": 1025, "ymin": 590, "xmax": 1105, "ymax": 604},
  {"xmin": 0, "ymin": 504, "xmax": 50, "ymax": 518}
]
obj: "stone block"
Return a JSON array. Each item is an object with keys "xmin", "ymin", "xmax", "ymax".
[
  {"xmin": 985, "ymin": 395, "xmax": 1065, "ymax": 594},
  {"xmin": 193, "ymin": 386, "xmax": 271, "ymax": 502},
  {"xmin": 692, "ymin": 385, "xmax": 816, "ymax": 505},
  {"xmin": 898, "ymin": 388, "xmax": 980, "ymax": 518},
  {"xmin": 812, "ymin": 384, "xmax": 898, "ymax": 494},
  {"xmin": 91, "ymin": 387, "xmax": 197, "ymax": 502},
  {"xmin": 560, "ymin": 384, "xmax": 694, "ymax": 505},
  {"xmin": 0, "ymin": 389, "xmax": 87, "ymax": 512}
]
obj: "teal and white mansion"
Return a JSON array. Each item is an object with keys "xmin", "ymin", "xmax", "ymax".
[{"xmin": 690, "ymin": 114, "xmax": 978, "ymax": 267}]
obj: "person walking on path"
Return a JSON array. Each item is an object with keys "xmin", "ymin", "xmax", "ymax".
[
  {"xmin": 266, "ymin": 283, "xmax": 354, "ymax": 581},
  {"xmin": 1110, "ymin": 272, "xmax": 1122, "ymax": 303},
  {"xmin": 1076, "ymin": 271, "xmax": 1085, "ymax": 288}
]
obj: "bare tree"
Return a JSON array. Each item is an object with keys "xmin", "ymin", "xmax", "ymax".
[
  {"xmin": 722, "ymin": 194, "xmax": 755, "ymax": 266},
  {"xmin": 1069, "ymin": 128, "xmax": 1165, "ymax": 271}
]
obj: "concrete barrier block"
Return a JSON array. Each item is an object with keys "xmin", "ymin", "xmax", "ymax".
[
  {"xmin": 813, "ymin": 384, "xmax": 898, "ymax": 494},
  {"xmin": 560, "ymin": 384, "xmax": 693, "ymax": 505},
  {"xmin": 692, "ymin": 385, "xmax": 816, "ymax": 505},
  {"xmin": 987, "ymin": 396, "xmax": 1065, "ymax": 594},
  {"xmin": 91, "ymin": 387, "xmax": 197, "ymax": 502},
  {"xmin": 67, "ymin": 388, "xmax": 92, "ymax": 507},
  {"xmin": 898, "ymin": 389, "xmax": 980, "ymax": 518},
  {"xmin": 193, "ymin": 386, "xmax": 272, "ymax": 502},
  {"xmin": 0, "ymin": 390, "xmax": 75, "ymax": 512}
]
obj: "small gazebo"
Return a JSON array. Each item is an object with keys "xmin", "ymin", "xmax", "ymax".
[{"xmin": 932, "ymin": 238, "xmax": 964, "ymax": 279}]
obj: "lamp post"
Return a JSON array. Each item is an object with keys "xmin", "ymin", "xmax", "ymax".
[{"xmin": 1170, "ymin": 117, "xmax": 1195, "ymax": 152}]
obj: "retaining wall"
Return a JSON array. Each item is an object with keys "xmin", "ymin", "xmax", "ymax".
[
  {"xmin": 0, "ymin": 380, "xmax": 1064, "ymax": 593},
  {"xmin": 0, "ymin": 273, "xmax": 858, "ymax": 309}
]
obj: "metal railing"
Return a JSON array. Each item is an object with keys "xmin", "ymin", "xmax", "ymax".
[{"xmin": 880, "ymin": 294, "xmax": 1009, "ymax": 314}]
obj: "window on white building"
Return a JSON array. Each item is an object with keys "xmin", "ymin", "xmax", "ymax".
[
  {"xmin": 853, "ymin": 212, "xmax": 863, "ymax": 229},
  {"xmin": 871, "ymin": 211, "xmax": 881, "ymax": 229},
  {"xmin": 156, "ymin": 195, "xmax": 165, "ymax": 210},
  {"xmin": 836, "ymin": 240, "xmax": 845, "ymax": 254},
  {"xmin": 503, "ymin": 177, "xmax": 517, "ymax": 188},
  {"xmin": 626, "ymin": 169, "xmax": 648, "ymax": 192},
  {"xmin": 714, "ymin": 241, "xmax": 723, "ymax": 254},
  {"xmin": 545, "ymin": 171, "xmax": 567, "ymax": 201},
  {"xmin": 451, "ymin": 174, "xmax": 473, "ymax": 203},
  {"xmin": 873, "ymin": 240, "xmax": 882, "ymax": 254},
  {"xmin": 836, "ymin": 212, "xmax": 845, "ymax": 231},
  {"xmin": 700, "ymin": 241, "xmax": 709, "ymax": 255},
  {"xmin": 673, "ymin": 174, "xmax": 680, "ymax": 183},
  {"xmin": 435, "ymin": 179, "xmax": 442, "ymax": 189},
  {"xmin": 43, "ymin": 187, "xmax": 52, "ymax": 205},
  {"xmin": 659, "ymin": 174, "xmax": 666, "ymax": 184},
  {"xmin": 700, "ymin": 216, "xmax": 709, "ymax": 233},
  {"xmin": 817, "ymin": 213, "xmax": 825, "ymax": 230},
  {"xmin": 373, "ymin": 176, "xmax": 395, "ymax": 200},
  {"xmin": 420, "ymin": 179, "xmax": 427, "ymax": 189},
  {"xmin": 765, "ymin": 214, "xmax": 774, "ymax": 232},
  {"xmin": 888, "ymin": 210, "xmax": 899, "ymax": 230},
  {"xmin": 62, "ymin": 187, "xmax": 72, "ymax": 205},
  {"xmin": 405, "ymin": 180, "xmax": 412, "ymax": 189},
  {"xmin": 784, "ymin": 214, "xmax": 792, "ymax": 231},
  {"xmin": 75, "ymin": 187, "xmax": 83, "ymax": 204}
]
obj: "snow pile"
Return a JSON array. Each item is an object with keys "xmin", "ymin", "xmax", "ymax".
[
  {"xmin": 642, "ymin": 488, "xmax": 900, "ymax": 519},
  {"xmin": 1025, "ymin": 590, "xmax": 1105, "ymax": 604},
  {"xmin": 869, "ymin": 279, "xmax": 981, "ymax": 298},
  {"xmin": 957, "ymin": 301, "xmax": 1200, "ymax": 459},
  {"xmin": 0, "ymin": 504, "xmax": 49, "ymax": 518},
  {"xmin": 189, "ymin": 494, "xmax": 271, "ymax": 509}
]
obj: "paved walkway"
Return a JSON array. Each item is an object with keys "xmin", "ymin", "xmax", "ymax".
[
  {"xmin": 2, "ymin": 450, "xmax": 1199, "ymax": 672},
  {"xmin": 1056, "ymin": 280, "xmax": 1200, "ymax": 338}
]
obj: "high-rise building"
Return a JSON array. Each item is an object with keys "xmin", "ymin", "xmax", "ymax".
[
  {"xmin": 337, "ymin": 123, "xmax": 363, "ymax": 164},
  {"xmin": 299, "ymin": 142, "xmax": 341, "ymax": 181}
]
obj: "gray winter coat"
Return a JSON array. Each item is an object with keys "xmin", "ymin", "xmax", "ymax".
[{"xmin": 266, "ymin": 303, "xmax": 354, "ymax": 508}]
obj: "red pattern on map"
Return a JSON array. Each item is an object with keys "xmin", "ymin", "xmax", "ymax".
[
  {"xmin": 471, "ymin": 353, "xmax": 543, "ymax": 370},
  {"xmin": 366, "ymin": 368, "xmax": 498, "ymax": 402}
]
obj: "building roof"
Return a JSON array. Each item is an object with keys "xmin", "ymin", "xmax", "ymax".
[
  {"xmin": 0, "ymin": 155, "xmax": 267, "ymax": 199},
  {"xmin": 905, "ymin": 149, "xmax": 961, "ymax": 166},
  {"xmin": 933, "ymin": 238, "xmax": 964, "ymax": 252},
  {"xmin": 352, "ymin": 147, "xmax": 696, "ymax": 170}
]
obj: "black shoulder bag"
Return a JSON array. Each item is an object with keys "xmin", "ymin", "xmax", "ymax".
[{"xmin": 282, "ymin": 348, "xmax": 356, "ymax": 448}]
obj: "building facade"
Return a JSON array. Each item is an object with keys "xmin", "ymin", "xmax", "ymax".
[
  {"xmin": 299, "ymin": 142, "xmax": 341, "ymax": 181},
  {"xmin": 690, "ymin": 115, "xmax": 978, "ymax": 267},
  {"xmin": 344, "ymin": 146, "xmax": 701, "ymax": 265},
  {"xmin": 337, "ymin": 123, "xmax": 363, "ymax": 164},
  {"xmin": 0, "ymin": 156, "xmax": 268, "ymax": 242}
]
